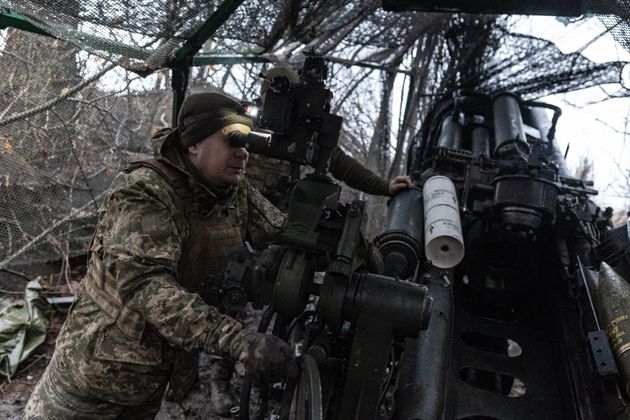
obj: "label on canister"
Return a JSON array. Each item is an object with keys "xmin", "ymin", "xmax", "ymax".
[
  {"xmin": 423, "ymin": 176, "xmax": 465, "ymax": 269},
  {"xmin": 606, "ymin": 314, "xmax": 630, "ymax": 357}
]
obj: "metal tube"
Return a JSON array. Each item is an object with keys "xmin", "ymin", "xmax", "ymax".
[
  {"xmin": 437, "ymin": 113, "xmax": 464, "ymax": 150},
  {"xmin": 471, "ymin": 125, "xmax": 490, "ymax": 158},
  {"xmin": 374, "ymin": 187, "xmax": 424, "ymax": 279},
  {"xmin": 492, "ymin": 93, "xmax": 529, "ymax": 161}
]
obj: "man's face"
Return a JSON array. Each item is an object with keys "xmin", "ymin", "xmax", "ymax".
[{"xmin": 187, "ymin": 123, "xmax": 251, "ymax": 188}]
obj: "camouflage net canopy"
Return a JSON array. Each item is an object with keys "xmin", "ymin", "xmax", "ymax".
[
  {"xmin": 0, "ymin": 0, "xmax": 222, "ymax": 74},
  {"xmin": 0, "ymin": 0, "xmax": 629, "ymax": 273}
]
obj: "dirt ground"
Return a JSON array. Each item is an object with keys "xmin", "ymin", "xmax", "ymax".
[
  {"xmin": 0, "ymin": 261, "xmax": 260, "ymax": 420},
  {"xmin": 0, "ymin": 353, "xmax": 48, "ymax": 419}
]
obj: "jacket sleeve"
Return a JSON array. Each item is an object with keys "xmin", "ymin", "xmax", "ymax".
[
  {"xmin": 329, "ymin": 147, "xmax": 390, "ymax": 196},
  {"xmin": 245, "ymin": 181, "xmax": 286, "ymax": 248},
  {"xmin": 98, "ymin": 168, "xmax": 240, "ymax": 354}
]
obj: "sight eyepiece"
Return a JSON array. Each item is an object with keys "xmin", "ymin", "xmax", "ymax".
[{"xmin": 229, "ymin": 131, "xmax": 272, "ymax": 154}]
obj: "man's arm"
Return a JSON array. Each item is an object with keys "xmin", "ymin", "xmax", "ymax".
[
  {"xmin": 329, "ymin": 148, "xmax": 412, "ymax": 196},
  {"xmin": 245, "ymin": 180, "xmax": 287, "ymax": 248},
  {"xmin": 99, "ymin": 168, "xmax": 241, "ymax": 354}
]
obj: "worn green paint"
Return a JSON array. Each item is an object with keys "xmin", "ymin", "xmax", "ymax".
[
  {"xmin": 0, "ymin": 12, "xmax": 54, "ymax": 38},
  {"xmin": 171, "ymin": 0, "xmax": 246, "ymax": 66}
]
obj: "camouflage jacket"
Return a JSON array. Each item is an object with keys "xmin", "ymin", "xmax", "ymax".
[{"xmin": 52, "ymin": 128, "xmax": 285, "ymax": 406}]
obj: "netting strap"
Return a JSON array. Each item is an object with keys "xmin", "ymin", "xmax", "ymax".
[{"xmin": 0, "ymin": 62, "xmax": 116, "ymax": 126}]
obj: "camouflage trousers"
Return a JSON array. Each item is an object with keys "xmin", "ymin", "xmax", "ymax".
[{"xmin": 23, "ymin": 355, "xmax": 166, "ymax": 420}]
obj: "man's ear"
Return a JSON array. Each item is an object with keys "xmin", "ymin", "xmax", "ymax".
[{"xmin": 187, "ymin": 144, "xmax": 198, "ymax": 155}]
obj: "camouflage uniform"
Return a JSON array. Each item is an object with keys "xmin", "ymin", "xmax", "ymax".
[
  {"xmin": 247, "ymin": 147, "xmax": 390, "ymax": 210},
  {"xmin": 24, "ymin": 129, "xmax": 286, "ymax": 419}
]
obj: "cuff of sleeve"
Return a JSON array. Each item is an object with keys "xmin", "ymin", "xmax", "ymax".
[
  {"xmin": 204, "ymin": 315, "xmax": 243, "ymax": 356},
  {"xmin": 378, "ymin": 180, "xmax": 390, "ymax": 196}
]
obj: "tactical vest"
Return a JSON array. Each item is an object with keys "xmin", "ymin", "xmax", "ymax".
[{"xmin": 83, "ymin": 158, "xmax": 244, "ymax": 340}]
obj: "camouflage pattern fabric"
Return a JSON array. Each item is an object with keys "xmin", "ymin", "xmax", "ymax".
[
  {"xmin": 246, "ymin": 153, "xmax": 294, "ymax": 206},
  {"xmin": 228, "ymin": 331, "xmax": 297, "ymax": 383},
  {"xmin": 247, "ymin": 146, "xmax": 390, "ymax": 209},
  {"xmin": 24, "ymin": 354, "xmax": 163, "ymax": 420},
  {"xmin": 24, "ymin": 129, "xmax": 286, "ymax": 419},
  {"xmin": 328, "ymin": 148, "xmax": 390, "ymax": 196},
  {"xmin": 242, "ymin": 178, "xmax": 287, "ymax": 246}
]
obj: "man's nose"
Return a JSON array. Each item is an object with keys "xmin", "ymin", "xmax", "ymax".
[{"xmin": 234, "ymin": 145, "xmax": 249, "ymax": 160}]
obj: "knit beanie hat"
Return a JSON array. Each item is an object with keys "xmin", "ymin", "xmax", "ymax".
[
  {"xmin": 260, "ymin": 66, "xmax": 300, "ymax": 96},
  {"xmin": 177, "ymin": 92, "xmax": 254, "ymax": 148}
]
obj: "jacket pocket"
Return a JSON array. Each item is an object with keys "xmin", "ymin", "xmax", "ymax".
[{"xmin": 93, "ymin": 323, "xmax": 162, "ymax": 366}]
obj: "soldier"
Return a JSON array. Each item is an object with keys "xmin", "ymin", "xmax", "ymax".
[
  {"xmin": 248, "ymin": 65, "xmax": 414, "ymax": 205},
  {"xmin": 24, "ymin": 93, "xmax": 295, "ymax": 419}
]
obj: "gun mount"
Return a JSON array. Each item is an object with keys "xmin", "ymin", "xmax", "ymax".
[{"xmin": 205, "ymin": 54, "xmax": 433, "ymax": 420}]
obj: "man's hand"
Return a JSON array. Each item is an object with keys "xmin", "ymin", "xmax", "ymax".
[
  {"xmin": 388, "ymin": 175, "xmax": 413, "ymax": 195},
  {"xmin": 229, "ymin": 331, "xmax": 297, "ymax": 382}
]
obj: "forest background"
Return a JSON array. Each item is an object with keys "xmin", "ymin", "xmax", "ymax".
[{"xmin": 0, "ymin": 1, "xmax": 628, "ymax": 276}]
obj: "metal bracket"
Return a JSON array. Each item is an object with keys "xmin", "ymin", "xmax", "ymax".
[{"xmin": 587, "ymin": 330, "xmax": 619, "ymax": 377}]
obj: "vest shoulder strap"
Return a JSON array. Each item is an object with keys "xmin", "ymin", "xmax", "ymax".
[{"xmin": 126, "ymin": 158, "xmax": 195, "ymax": 214}]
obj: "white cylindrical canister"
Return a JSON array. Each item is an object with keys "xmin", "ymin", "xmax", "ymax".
[{"xmin": 423, "ymin": 175, "xmax": 465, "ymax": 269}]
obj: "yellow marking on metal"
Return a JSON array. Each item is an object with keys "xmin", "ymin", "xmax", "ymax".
[{"xmin": 617, "ymin": 342, "xmax": 630, "ymax": 357}]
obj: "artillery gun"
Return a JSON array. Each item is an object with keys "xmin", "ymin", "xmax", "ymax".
[{"xmin": 208, "ymin": 52, "xmax": 630, "ymax": 418}]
